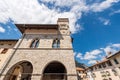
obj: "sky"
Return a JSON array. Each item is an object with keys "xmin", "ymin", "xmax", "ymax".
[{"xmin": 0, "ymin": 0, "xmax": 120, "ymax": 66}]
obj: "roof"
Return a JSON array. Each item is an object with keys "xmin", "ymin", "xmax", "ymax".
[
  {"xmin": 0, "ymin": 39, "xmax": 18, "ymax": 41},
  {"xmin": 88, "ymin": 59, "xmax": 109, "ymax": 68},
  {"xmin": 107, "ymin": 51, "xmax": 120, "ymax": 59},
  {"xmin": 76, "ymin": 67, "xmax": 85, "ymax": 71},
  {"xmin": 15, "ymin": 24, "xmax": 58, "ymax": 33},
  {"xmin": 87, "ymin": 51, "xmax": 120, "ymax": 69}
]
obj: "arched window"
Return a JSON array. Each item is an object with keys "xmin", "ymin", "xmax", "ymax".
[
  {"xmin": 101, "ymin": 71, "xmax": 106, "ymax": 77},
  {"xmin": 113, "ymin": 58, "xmax": 119, "ymax": 64},
  {"xmin": 107, "ymin": 60, "xmax": 112, "ymax": 66},
  {"xmin": 106, "ymin": 71, "xmax": 111, "ymax": 76},
  {"xmin": 57, "ymin": 39, "xmax": 60, "ymax": 48},
  {"xmin": 30, "ymin": 38, "xmax": 39, "ymax": 48},
  {"xmin": 52, "ymin": 39, "xmax": 57, "ymax": 48},
  {"xmin": 112, "ymin": 69, "xmax": 118, "ymax": 76},
  {"xmin": 92, "ymin": 73, "xmax": 96, "ymax": 78},
  {"xmin": 52, "ymin": 38, "xmax": 60, "ymax": 48}
]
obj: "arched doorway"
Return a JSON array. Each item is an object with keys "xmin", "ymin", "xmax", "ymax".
[
  {"xmin": 42, "ymin": 61, "xmax": 67, "ymax": 80},
  {"xmin": 4, "ymin": 61, "xmax": 33, "ymax": 80}
]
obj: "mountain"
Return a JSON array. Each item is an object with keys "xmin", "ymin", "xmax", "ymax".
[{"xmin": 75, "ymin": 60, "xmax": 88, "ymax": 69}]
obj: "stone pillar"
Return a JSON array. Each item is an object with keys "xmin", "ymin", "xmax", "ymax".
[
  {"xmin": 68, "ymin": 75, "xmax": 78, "ymax": 80},
  {"xmin": 31, "ymin": 75, "xmax": 41, "ymax": 80}
]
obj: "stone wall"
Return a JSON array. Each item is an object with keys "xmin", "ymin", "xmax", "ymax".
[{"xmin": 1, "ymin": 49, "xmax": 77, "ymax": 80}]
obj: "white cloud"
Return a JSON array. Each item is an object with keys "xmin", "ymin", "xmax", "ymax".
[
  {"xmin": 112, "ymin": 43, "xmax": 120, "ymax": 47},
  {"xmin": 76, "ymin": 53, "xmax": 83, "ymax": 59},
  {"xmin": 0, "ymin": 26, "xmax": 5, "ymax": 33},
  {"xmin": 103, "ymin": 46, "xmax": 116, "ymax": 54},
  {"xmin": 75, "ymin": 49, "xmax": 102, "ymax": 61},
  {"xmin": 90, "ymin": 49, "xmax": 102, "ymax": 55},
  {"xmin": 41, "ymin": 0, "xmax": 86, "ymax": 8},
  {"xmin": 75, "ymin": 43, "xmax": 120, "ymax": 65},
  {"xmin": 83, "ymin": 49, "xmax": 102, "ymax": 60},
  {"xmin": 104, "ymin": 20, "xmax": 110, "ymax": 25},
  {"xmin": 0, "ymin": 0, "xmax": 86, "ymax": 33},
  {"xmin": 110, "ymin": 9, "xmax": 120, "ymax": 15},
  {"xmin": 88, "ymin": 60, "xmax": 96, "ymax": 64},
  {"xmin": 84, "ymin": 53, "xmax": 97, "ymax": 60},
  {"xmin": 0, "ymin": 0, "xmax": 119, "ymax": 33},
  {"xmin": 98, "ymin": 17, "xmax": 110, "ymax": 25},
  {"xmin": 90, "ymin": 0, "xmax": 120, "ymax": 12},
  {"xmin": 103, "ymin": 43, "xmax": 120, "ymax": 55}
]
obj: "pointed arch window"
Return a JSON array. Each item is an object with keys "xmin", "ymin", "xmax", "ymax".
[
  {"xmin": 30, "ymin": 38, "xmax": 39, "ymax": 48},
  {"xmin": 52, "ymin": 38, "xmax": 60, "ymax": 48}
]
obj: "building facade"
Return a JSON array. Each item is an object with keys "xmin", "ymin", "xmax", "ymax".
[
  {"xmin": 0, "ymin": 18, "xmax": 78, "ymax": 80},
  {"xmin": 76, "ymin": 67, "xmax": 87, "ymax": 80},
  {"xmin": 86, "ymin": 51, "xmax": 120, "ymax": 80},
  {"xmin": 0, "ymin": 40, "xmax": 18, "ymax": 70}
]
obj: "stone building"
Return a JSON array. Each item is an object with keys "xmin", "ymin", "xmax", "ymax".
[
  {"xmin": 86, "ymin": 51, "xmax": 120, "ymax": 80},
  {"xmin": 76, "ymin": 67, "xmax": 87, "ymax": 80},
  {"xmin": 0, "ymin": 18, "xmax": 78, "ymax": 80}
]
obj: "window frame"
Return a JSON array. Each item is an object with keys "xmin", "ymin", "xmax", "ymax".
[
  {"xmin": 30, "ymin": 38, "xmax": 39, "ymax": 48},
  {"xmin": 113, "ymin": 58, "xmax": 119, "ymax": 64},
  {"xmin": 1, "ymin": 48, "xmax": 8, "ymax": 54},
  {"xmin": 107, "ymin": 60, "xmax": 112, "ymax": 66},
  {"xmin": 52, "ymin": 38, "xmax": 60, "ymax": 48}
]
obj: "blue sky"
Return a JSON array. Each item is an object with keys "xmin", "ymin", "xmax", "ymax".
[{"xmin": 0, "ymin": 0, "xmax": 120, "ymax": 66}]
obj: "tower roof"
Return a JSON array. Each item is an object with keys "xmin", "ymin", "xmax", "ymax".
[{"xmin": 15, "ymin": 24, "xmax": 58, "ymax": 33}]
